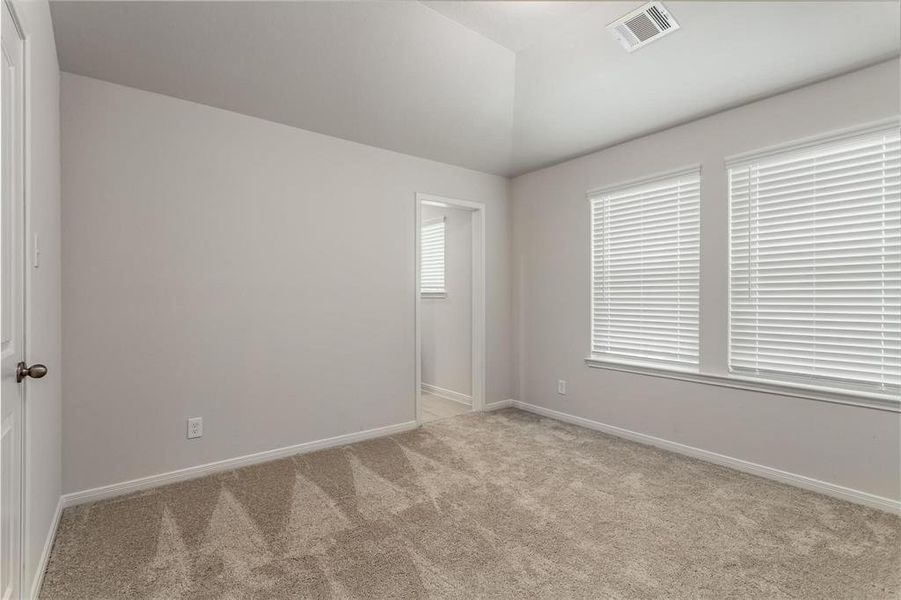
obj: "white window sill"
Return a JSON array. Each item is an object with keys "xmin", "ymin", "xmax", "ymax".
[
  {"xmin": 420, "ymin": 291, "xmax": 447, "ymax": 299},
  {"xmin": 584, "ymin": 357, "xmax": 900, "ymax": 413}
]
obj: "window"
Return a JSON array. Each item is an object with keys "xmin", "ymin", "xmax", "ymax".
[
  {"xmin": 590, "ymin": 168, "xmax": 700, "ymax": 371},
  {"xmin": 420, "ymin": 217, "xmax": 446, "ymax": 297},
  {"xmin": 729, "ymin": 125, "xmax": 900, "ymax": 396}
]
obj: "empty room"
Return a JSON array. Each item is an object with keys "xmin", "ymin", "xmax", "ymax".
[{"xmin": 1, "ymin": 1, "xmax": 899, "ymax": 598}]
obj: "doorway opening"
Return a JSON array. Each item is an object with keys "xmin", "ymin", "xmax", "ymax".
[{"xmin": 415, "ymin": 193, "xmax": 485, "ymax": 425}]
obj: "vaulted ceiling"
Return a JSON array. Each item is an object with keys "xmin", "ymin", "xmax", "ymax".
[{"xmin": 50, "ymin": 1, "xmax": 900, "ymax": 176}]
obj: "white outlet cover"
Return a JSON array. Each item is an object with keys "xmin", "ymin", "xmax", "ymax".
[
  {"xmin": 557, "ymin": 380, "xmax": 567, "ymax": 395},
  {"xmin": 187, "ymin": 417, "xmax": 203, "ymax": 439}
]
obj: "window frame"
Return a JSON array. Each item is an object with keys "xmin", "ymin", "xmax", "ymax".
[
  {"xmin": 582, "ymin": 120, "xmax": 901, "ymax": 414},
  {"xmin": 726, "ymin": 120, "xmax": 900, "ymax": 402},
  {"xmin": 587, "ymin": 165, "xmax": 702, "ymax": 373},
  {"xmin": 420, "ymin": 216, "xmax": 447, "ymax": 299}
]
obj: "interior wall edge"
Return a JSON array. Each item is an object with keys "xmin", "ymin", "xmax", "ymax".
[{"xmin": 510, "ymin": 54, "xmax": 901, "ymax": 179}]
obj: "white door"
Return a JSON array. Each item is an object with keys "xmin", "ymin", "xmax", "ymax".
[{"xmin": 1, "ymin": 4, "xmax": 25, "ymax": 599}]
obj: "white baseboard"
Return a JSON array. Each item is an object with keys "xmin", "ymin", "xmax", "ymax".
[
  {"xmin": 56, "ymin": 399, "xmax": 898, "ymax": 522},
  {"xmin": 61, "ymin": 420, "xmax": 418, "ymax": 509},
  {"xmin": 28, "ymin": 495, "xmax": 63, "ymax": 600},
  {"xmin": 509, "ymin": 400, "xmax": 901, "ymax": 515},
  {"xmin": 421, "ymin": 383, "xmax": 472, "ymax": 407}
]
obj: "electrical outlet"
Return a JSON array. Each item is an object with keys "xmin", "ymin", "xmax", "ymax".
[
  {"xmin": 187, "ymin": 417, "xmax": 203, "ymax": 439},
  {"xmin": 557, "ymin": 380, "xmax": 567, "ymax": 395}
]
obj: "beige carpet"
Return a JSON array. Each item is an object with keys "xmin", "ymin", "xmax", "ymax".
[{"xmin": 41, "ymin": 409, "xmax": 900, "ymax": 599}]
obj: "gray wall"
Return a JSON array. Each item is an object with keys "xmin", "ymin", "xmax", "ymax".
[
  {"xmin": 17, "ymin": 1, "xmax": 63, "ymax": 593},
  {"xmin": 511, "ymin": 59, "xmax": 901, "ymax": 501},
  {"xmin": 61, "ymin": 73, "xmax": 512, "ymax": 493},
  {"xmin": 421, "ymin": 205, "xmax": 472, "ymax": 397},
  {"xmin": 60, "ymin": 59, "xmax": 899, "ymax": 503}
]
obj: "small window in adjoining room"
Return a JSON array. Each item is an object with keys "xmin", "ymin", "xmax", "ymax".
[
  {"xmin": 589, "ymin": 167, "xmax": 701, "ymax": 372},
  {"xmin": 728, "ymin": 123, "xmax": 900, "ymax": 398},
  {"xmin": 421, "ymin": 217, "xmax": 446, "ymax": 298}
]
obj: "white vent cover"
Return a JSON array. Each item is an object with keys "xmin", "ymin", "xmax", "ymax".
[{"xmin": 608, "ymin": 2, "xmax": 680, "ymax": 52}]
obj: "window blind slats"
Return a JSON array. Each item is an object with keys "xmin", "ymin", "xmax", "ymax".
[
  {"xmin": 728, "ymin": 126, "xmax": 901, "ymax": 393},
  {"xmin": 591, "ymin": 169, "xmax": 700, "ymax": 369},
  {"xmin": 420, "ymin": 218, "xmax": 446, "ymax": 295},
  {"xmin": 732, "ymin": 161, "xmax": 900, "ymax": 196},
  {"xmin": 602, "ymin": 183, "xmax": 701, "ymax": 207}
]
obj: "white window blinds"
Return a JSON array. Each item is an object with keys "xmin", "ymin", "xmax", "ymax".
[
  {"xmin": 421, "ymin": 217, "xmax": 446, "ymax": 297},
  {"xmin": 590, "ymin": 168, "xmax": 700, "ymax": 370},
  {"xmin": 729, "ymin": 125, "xmax": 901, "ymax": 395}
]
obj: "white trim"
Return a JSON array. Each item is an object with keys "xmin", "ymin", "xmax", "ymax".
[
  {"xmin": 724, "ymin": 122, "xmax": 900, "ymax": 403},
  {"xmin": 584, "ymin": 357, "xmax": 901, "ymax": 413},
  {"xmin": 415, "ymin": 197, "xmax": 422, "ymax": 425},
  {"xmin": 471, "ymin": 197, "xmax": 487, "ymax": 414},
  {"xmin": 417, "ymin": 193, "xmax": 485, "ymax": 211},
  {"xmin": 724, "ymin": 116, "xmax": 901, "ymax": 168},
  {"xmin": 509, "ymin": 400, "xmax": 901, "ymax": 515},
  {"xmin": 586, "ymin": 167, "xmax": 702, "ymax": 372},
  {"xmin": 484, "ymin": 399, "xmax": 514, "ymax": 411},
  {"xmin": 61, "ymin": 420, "xmax": 417, "ymax": 508},
  {"xmin": 585, "ymin": 163, "xmax": 701, "ymax": 199},
  {"xmin": 27, "ymin": 495, "xmax": 61, "ymax": 600},
  {"xmin": 414, "ymin": 192, "xmax": 487, "ymax": 426},
  {"xmin": 421, "ymin": 383, "xmax": 472, "ymax": 407}
]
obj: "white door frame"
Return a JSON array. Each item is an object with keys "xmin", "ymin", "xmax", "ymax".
[{"xmin": 414, "ymin": 192, "xmax": 486, "ymax": 425}]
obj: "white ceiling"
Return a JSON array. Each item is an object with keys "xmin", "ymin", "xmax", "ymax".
[
  {"xmin": 50, "ymin": 1, "xmax": 900, "ymax": 177},
  {"xmin": 49, "ymin": 1, "xmax": 517, "ymax": 175},
  {"xmin": 421, "ymin": 1, "xmax": 601, "ymax": 53}
]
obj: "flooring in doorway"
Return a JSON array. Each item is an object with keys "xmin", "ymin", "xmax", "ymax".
[{"xmin": 420, "ymin": 392, "xmax": 469, "ymax": 423}]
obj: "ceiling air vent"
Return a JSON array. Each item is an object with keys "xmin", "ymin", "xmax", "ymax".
[{"xmin": 608, "ymin": 1, "xmax": 680, "ymax": 52}]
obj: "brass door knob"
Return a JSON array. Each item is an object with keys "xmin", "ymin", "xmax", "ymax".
[{"xmin": 16, "ymin": 362, "xmax": 48, "ymax": 383}]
